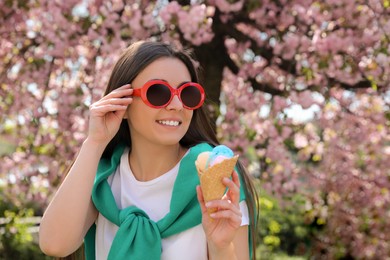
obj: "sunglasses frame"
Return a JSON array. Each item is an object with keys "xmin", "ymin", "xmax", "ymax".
[{"xmin": 132, "ymin": 80, "xmax": 205, "ymax": 110}]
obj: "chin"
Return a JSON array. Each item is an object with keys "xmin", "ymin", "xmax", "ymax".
[{"xmin": 157, "ymin": 135, "xmax": 186, "ymax": 146}]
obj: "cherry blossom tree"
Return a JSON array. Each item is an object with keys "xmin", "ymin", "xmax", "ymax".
[{"xmin": 1, "ymin": 0, "xmax": 389, "ymax": 257}]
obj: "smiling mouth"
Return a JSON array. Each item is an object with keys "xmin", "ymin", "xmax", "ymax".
[{"xmin": 156, "ymin": 120, "xmax": 182, "ymax": 126}]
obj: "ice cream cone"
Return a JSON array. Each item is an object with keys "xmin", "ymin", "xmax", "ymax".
[{"xmin": 197, "ymin": 155, "xmax": 239, "ymax": 213}]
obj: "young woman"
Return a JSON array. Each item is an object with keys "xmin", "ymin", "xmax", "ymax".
[{"xmin": 39, "ymin": 41, "xmax": 258, "ymax": 260}]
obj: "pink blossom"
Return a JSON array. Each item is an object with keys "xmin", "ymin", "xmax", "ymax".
[
  {"xmin": 294, "ymin": 133, "xmax": 309, "ymax": 148},
  {"xmin": 1, "ymin": 1, "xmax": 389, "ymax": 258}
]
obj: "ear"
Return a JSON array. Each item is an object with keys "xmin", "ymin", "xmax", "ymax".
[{"xmin": 122, "ymin": 106, "xmax": 130, "ymax": 119}]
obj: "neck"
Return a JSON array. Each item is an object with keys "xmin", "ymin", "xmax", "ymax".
[{"xmin": 128, "ymin": 143, "xmax": 186, "ymax": 182}]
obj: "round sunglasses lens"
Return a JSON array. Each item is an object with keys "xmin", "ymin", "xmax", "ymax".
[
  {"xmin": 146, "ymin": 84, "xmax": 171, "ymax": 107},
  {"xmin": 180, "ymin": 85, "xmax": 202, "ymax": 108}
]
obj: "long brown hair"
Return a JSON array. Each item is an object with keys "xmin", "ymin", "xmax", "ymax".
[{"xmin": 58, "ymin": 41, "xmax": 258, "ymax": 259}]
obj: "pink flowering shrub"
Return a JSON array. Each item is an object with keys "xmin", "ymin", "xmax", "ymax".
[{"xmin": 1, "ymin": 0, "xmax": 389, "ymax": 258}]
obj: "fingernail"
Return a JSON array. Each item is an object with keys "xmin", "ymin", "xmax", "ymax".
[{"xmin": 205, "ymin": 202, "xmax": 211, "ymax": 208}]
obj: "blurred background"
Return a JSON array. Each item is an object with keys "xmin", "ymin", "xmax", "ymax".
[{"xmin": 0, "ymin": 0, "xmax": 389, "ymax": 259}]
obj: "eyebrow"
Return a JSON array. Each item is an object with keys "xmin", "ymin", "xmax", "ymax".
[
  {"xmin": 150, "ymin": 78, "xmax": 168, "ymax": 82},
  {"xmin": 149, "ymin": 79, "xmax": 191, "ymax": 87}
]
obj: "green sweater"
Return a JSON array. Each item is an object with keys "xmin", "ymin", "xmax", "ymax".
[{"xmin": 84, "ymin": 142, "xmax": 246, "ymax": 260}]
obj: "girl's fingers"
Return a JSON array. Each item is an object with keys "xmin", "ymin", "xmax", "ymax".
[
  {"xmin": 222, "ymin": 172, "xmax": 240, "ymax": 205},
  {"xmin": 232, "ymin": 170, "xmax": 241, "ymax": 187},
  {"xmin": 206, "ymin": 199, "xmax": 242, "ymax": 225},
  {"xmin": 206, "ymin": 201, "xmax": 242, "ymax": 226},
  {"xmin": 205, "ymin": 199, "xmax": 241, "ymax": 215},
  {"xmin": 102, "ymin": 84, "xmax": 133, "ymax": 99},
  {"xmin": 198, "ymin": 171, "xmax": 242, "ymax": 221},
  {"xmin": 90, "ymin": 104, "xmax": 128, "ymax": 116},
  {"xmin": 92, "ymin": 97, "xmax": 133, "ymax": 109},
  {"xmin": 113, "ymin": 106, "xmax": 128, "ymax": 120},
  {"xmin": 209, "ymin": 207, "xmax": 242, "ymax": 221},
  {"xmin": 89, "ymin": 85, "xmax": 133, "ymax": 117},
  {"xmin": 90, "ymin": 93, "xmax": 133, "ymax": 116}
]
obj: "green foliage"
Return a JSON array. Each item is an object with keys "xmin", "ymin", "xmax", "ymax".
[
  {"xmin": 257, "ymin": 245, "xmax": 308, "ymax": 260},
  {"xmin": 0, "ymin": 209, "xmax": 50, "ymax": 260},
  {"xmin": 258, "ymin": 190, "xmax": 312, "ymax": 258},
  {"xmin": 0, "ymin": 136, "xmax": 16, "ymax": 156},
  {"xmin": 384, "ymin": 0, "xmax": 390, "ymax": 8}
]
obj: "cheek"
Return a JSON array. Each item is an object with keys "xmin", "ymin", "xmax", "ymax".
[
  {"xmin": 127, "ymin": 102, "xmax": 153, "ymax": 124},
  {"xmin": 184, "ymin": 110, "xmax": 194, "ymax": 123}
]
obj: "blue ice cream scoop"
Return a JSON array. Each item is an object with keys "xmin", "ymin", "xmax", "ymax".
[
  {"xmin": 207, "ymin": 145, "xmax": 234, "ymax": 167},
  {"xmin": 211, "ymin": 145, "xmax": 234, "ymax": 158}
]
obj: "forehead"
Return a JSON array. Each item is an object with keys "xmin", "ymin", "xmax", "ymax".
[{"xmin": 132, "ymin": 57, "xmax": 192, "ymax": 88}]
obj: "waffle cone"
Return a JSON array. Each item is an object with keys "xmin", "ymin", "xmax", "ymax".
[{"xmin": 197, "ymin": 156, "xmax": 239, "ymax": 213}]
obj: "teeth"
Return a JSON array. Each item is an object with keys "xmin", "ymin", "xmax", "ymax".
[{"xmin": 157, "ymin": 120, "xmax": 180, "ymax": 126}]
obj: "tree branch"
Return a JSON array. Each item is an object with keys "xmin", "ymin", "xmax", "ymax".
[{"xmin": 249, "ymin": 78, "xmax": 284, "ymax": 95}]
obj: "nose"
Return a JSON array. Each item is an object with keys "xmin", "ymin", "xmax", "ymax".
[{"xmin": 165, "ymin": 94, "xmax": 183, "ymax": 110}]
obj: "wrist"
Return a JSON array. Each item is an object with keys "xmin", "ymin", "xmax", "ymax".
[
  {"xmin": 82, "ymin": 137, "xmax": 108, "ymax": 155},
  {"xmin": 208, "ymin": 242, "xmax": 237, "ymax": 260}
]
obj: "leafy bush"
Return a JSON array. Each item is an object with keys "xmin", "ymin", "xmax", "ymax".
[
  {"xmin": 258, "ymin": 189, "xmax": 314, "ymax": 259},
  {"xmin": 0, "ymin": 208, "xmax": 50, "ymax": 260}
]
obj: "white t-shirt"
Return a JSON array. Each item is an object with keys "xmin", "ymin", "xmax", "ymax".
[{"xmin": 95, "ymin": 147, "xmax": 249, "ymax": 260}]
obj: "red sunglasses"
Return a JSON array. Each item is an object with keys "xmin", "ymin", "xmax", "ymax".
[{"xmin": 132, "ymin": 80, "xmax": 205, "ymax": 110}]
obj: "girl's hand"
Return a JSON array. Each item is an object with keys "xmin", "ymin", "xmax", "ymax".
[
  {"xmin": 87, "ymin": 84, "xmax": 133, "ymax": 146},
  {"xmin": 196, "ymin": 170, "xmax": 242, "ymax": 254}
]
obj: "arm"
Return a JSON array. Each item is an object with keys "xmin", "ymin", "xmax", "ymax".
[
  {"xmin": 39, "ymin": 84, "xmax": 133, "ymax": 257},
  {"xmin": 196, "ymin": 171, "xmax": 249, "ymax": 260},
  {"xmin": 39, "ymin": 139, "xmax": 104, "ymax": 256}
]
